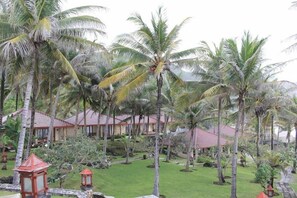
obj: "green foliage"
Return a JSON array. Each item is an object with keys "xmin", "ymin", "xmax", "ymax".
[
  {"xmin": 3, "ymin": 98, "xmax": 23, "ymax": 115},
  {"xmin": 255, "ymin": 163, "xmax": 272, "ymax": 189},
  {"xmin": 34, "ymin": 134, "xmax": 105, "ymax": 187},
  {"xmin": 3, "ymin": 116, "xmax": 21, "ymax": 150},
  {"xmin": 197, "ymin": 155, "xmax": 213, "ymax": 163}
]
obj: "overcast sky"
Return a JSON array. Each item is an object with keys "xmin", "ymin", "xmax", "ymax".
[{"xmin": 63, "ymin": 0, "xmax": 297, "ymax": 82}]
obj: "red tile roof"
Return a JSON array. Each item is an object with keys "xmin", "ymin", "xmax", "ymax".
[
  {"xmin": 14, "ymin": 153, "xmax": 50, "ymax": 172},
  {"xmin": 256, "ymin": 192, "xmax": 268, "ymax": 198},
  {"xmin": 186, "ymin": 128, "xmax": 229, "ymax": 149},
  {"xmin": 65, "ymin": 109, "xmax": 125, "ymax": 126},
  {"xmin": 115, "ymin": 114, "xmax": 168, "ymax": 124},
  {"xmin": 3, "ymin": 109, "xmax": 74, "ymax": 128},
  {"xmin": 207, "ymin": 125, "xmax": 236, "ymax": 138}
]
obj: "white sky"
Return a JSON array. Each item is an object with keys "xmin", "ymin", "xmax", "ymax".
[{"xmin": 63, "ymin": 0, "xmax": 297, "ymax": 82}]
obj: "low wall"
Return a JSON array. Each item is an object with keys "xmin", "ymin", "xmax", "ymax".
[{"xmin": 0, "ymin": 184, "xmax": 110, "ymax": 198}]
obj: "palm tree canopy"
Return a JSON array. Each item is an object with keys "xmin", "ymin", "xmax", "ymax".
[
  {"xmin": 0, "ymin": 0, "xmax": 106, "ymax": 83},
  {"xmin": 99, "ymin": 7, "xmax": 199, "ymax": 103}
]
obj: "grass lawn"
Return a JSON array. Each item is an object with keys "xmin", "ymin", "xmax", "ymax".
[
  {"xmin": 1, "ymin": 154, "xmax": 265, "ymax": 198},
  {"xmin": 50, "ymin": 158, "xmax": 263, "ymax": 198}
]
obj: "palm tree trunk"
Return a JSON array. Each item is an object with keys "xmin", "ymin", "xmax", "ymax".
[
  {"xmin": 0, "ymin": 69, "xmax": 5, "ymax": 127},
  {"xmin": 159, "ymin": 115, "xmax": 169, "ymax": 154},
  {"xmin": 185, "ymin": 128, "xmax": 194, "ymax": 171},
  {"xmin": 271, "ymin": 115, "xmax": 274, "ymax": 151},
  {"xmin": 152, "ymin": 75, "xmax": 163, "ymax": 197},
  {"xmin": 165, "ymin": 136, "xmax": 171, "ymax": 162},
  {"xmin": 83, "ymin": 97, "xmax": 87, "ymax": 135},
  {"xmin": 102, "ymin": 103, "xmax": 111, "ymax": 160},
  {"xmin": 256, "ymin": 115, "xmax": 261, "ymax": 158},
  {"xmin": 142, "ymin": 115, "xmax": 146, "ymax": 134},
  {"xmin": 74, "ymin": 96, "xmax": 80, "ymax": 136},
  {"xmin": 125, "ymin": 121, "xmax": 132, "ymax": 164},
  {"xmin": 96, "ymin": 111, "xmax": 101, "ymax": 139},
  {"xmin": 137, "ymin": 115, "xmax": 141, "ymax": 136},
  {"xmin": 217, "ymin": 97, "xmax": 225, "ymax": 184},
  {"xmin": 147, "ymin": 114, "xmax": 149, "ymax": 135},
  {"xmin": 47, "ymin": 78, "xmax": 63, "ymax": 147},
  {"xmin": 287, "ymin": 125, "xmax": 291, "ymax": 148},
  {"xmin": 15, "ymin": 86, "xmax": 19, "ymax": 111},
  {"xmin": 292, "ymin": 123, "xmax": 297, "ymax": 173},
  {"xmin": 24, "ymin": 86, "xmax": 36, "ymax": 159},
  {"xmin": 231, "ymin": 94, "xmax": 244, "ymax": 198},
  {"xmin": 132, "ymin": 112, "xmax": 136, "ymax": 139},
  {"xmin": 111, "ymin": 109, "xmax": 115, "ymax": 141},
  {"xmin": 13, "ymin": 64, "xmax": 34, "ymax": 185}
]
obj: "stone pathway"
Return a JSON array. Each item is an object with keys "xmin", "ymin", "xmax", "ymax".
[{"xmin": 276, "ymin": 167, "xmax": 297, "ymax": 198}]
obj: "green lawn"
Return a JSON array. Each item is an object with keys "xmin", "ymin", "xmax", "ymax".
[
  {"xmin": 50, "ymin": 158, "xmax": 263, "ymax": 198},
  {"xmin": 1, "ymin": 155, "xmax": 265, "ymax": 198}
]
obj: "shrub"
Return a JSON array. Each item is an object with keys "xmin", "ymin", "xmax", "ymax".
[
  {"xmin": 255, "ymin": 163, "xmax": 271, "ymax": 188},
  {"xmin": 197, "ymin": 155, "xmax": 213, "ymax": 164}
]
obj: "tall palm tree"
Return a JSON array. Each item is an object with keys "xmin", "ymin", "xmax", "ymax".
[
  {"xmin": 224, "ymin": 32, "xmax": 267, "ymax": 198},
  {"xmin": 168, "ymin": 80, "xmax": 214, "ymax": 171},
  {"xmin": 196, "ymin": 40, "xmax": 231, "ymax": 184},
  {"xmin": 99, "ymin": 7, "xmax": 198, "ymax": 196},
  {"xmin": 285, "ymin": 96, "xmax": 297, "ymax": 173},
  {"xmin": 0, "ymin": 0, "xmax": 105, "ymax": 184}
]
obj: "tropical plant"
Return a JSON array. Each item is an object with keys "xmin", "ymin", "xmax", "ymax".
[
  {"xmin": 196, "ymin": 40, "xmax": 232, "ymax": 184},
  {"xmin": 0, "ymin": 0, "xmax": 105, "ymax": 184},
  {"xmin": 223, "ymin": 32, "xmax": 267, "ymax": 198},
  {"xmin": 99, "ymin": 7, "xmax": 198, "ymax": 196},
  {"xmin": 35, "ymin": 134, "xmax": 104, "ymax": 188}
]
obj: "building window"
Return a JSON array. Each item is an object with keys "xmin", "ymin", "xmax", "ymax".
[
  {"xmin": 35, "ymin": 129, "xmax": 48, "ymax": 139},
  {"xmin": 86, "ymin": 126, "xmax": 95, "ymax": 137}
]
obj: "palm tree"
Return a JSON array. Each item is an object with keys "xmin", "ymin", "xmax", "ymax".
[
  {"xmin": 0, "ymin": 0, "xmax": 105, "ymax": 184},
  {"xmin": 196, "ymin": 40, "xmax": 231, "ymax": 184},
  {"xmin": 99, "ymin": 7, "xmax": 198, "ymax": 196},
  {"xmin": 224, "ymin": 32, "xmax": 267, "ymax": 198},
  {"xmin": 285, "ymin": 96, "xmax": 297, "ymax": 173}
]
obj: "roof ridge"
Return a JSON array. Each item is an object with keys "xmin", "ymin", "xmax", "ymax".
[{"xmin": 34, "ymin": 110, "xmax": 74, "ymax": 126}]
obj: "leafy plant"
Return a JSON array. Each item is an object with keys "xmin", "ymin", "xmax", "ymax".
[
  {"xmin": 255, "ymin": 163, "xmax": 272, "ymax": 189},
  {"xmin": 34, "ymin": 134, "xmax": 106, "ymax": 187}
]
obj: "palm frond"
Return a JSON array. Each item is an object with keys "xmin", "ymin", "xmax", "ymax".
[
  {"xmin": 57, "ymin": 35, "xmax": 106, "ymax": 51},
  {"xmin": 163, "ymin": 17, "xmax": 190, "ymax": 52},
  {"xmin": 58, "ymin": 27, "xmax": 105, "ymax": 38},
  {"xmin": 48, "ymin": 42, "xmax": 80, "ymax": 84},
  {"xmin": 99, "ymin": 65, "xmax": 135, "ymax": 88},
  {"xmin": 0, "ymin": 33, "xmax": 33, "ymax": 59},
  {"xmin": 29, "ymin": 17, "xmax": 56, "ymax": 42},
  {"xmin": 54, "ymin": 5, "xmax": 106, "ymax": 18},
  {"xmin": 58, "ymin": 15, "xmax": 105, "ymax": 30},
  {"xmin": 115, "ymin": 33, "xmax": 153, "ymax": 56},
  {"xmin": 170, "ymin": 47, "xmax": 199, "ymax": 60},
  {"xmin": 112, "ymin": 43, "xmax": 151, "ymax": 62},
  {"xmin": 116, "ymin": 71, "xmax": 149, "ymax": 104}
]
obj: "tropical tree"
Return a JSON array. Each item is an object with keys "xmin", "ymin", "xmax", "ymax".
[
  {"xmin": 171, "ymin": 100, "xmax": 209, "ymax": 171},
  {"xmin": 224, "ymin": 32, "xmax": 267, "ymax": 198},
  {"xmin": 196, "ymin": 40, "xmax": 231, "ymax": 184},
  {"xmin": 99, "ymin": 7, "xmax": 198, "ymax": 196},
  {"xmin": 0, "ymin": 0, "xmax": 105, "ymax": 184}
]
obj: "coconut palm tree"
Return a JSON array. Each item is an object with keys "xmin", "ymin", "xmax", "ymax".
[
  {"xmin": 224, "ymin": 32, "xmax": 267, "ymax": 198},
  {"xmin": 99, "ymin": 7, "xmax": 198, "ymax": 196},
  {"xmin": 285, "ymin": 96, "xmax": 297, "ymax": 173},
  {"xmin": 195, "ymin": 40, "xmax": 232, "ymax": 184},
  {"xmin": 0, "ymin": 0, "xmax": 106, "ymax": 184}
]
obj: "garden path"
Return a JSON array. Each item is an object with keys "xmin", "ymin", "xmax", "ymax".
[{"xmin": 276, "ymin": 167, "xmax": 297, "ymax": 198}]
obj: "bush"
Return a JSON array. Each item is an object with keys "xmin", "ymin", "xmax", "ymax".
[
  {"xmin": 197, "ymin": 155, "xmax": 213, "ymax": 164},
  {"xmin": 255, "ymin": 163, "xmax": 271, "ymax": 188}
]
